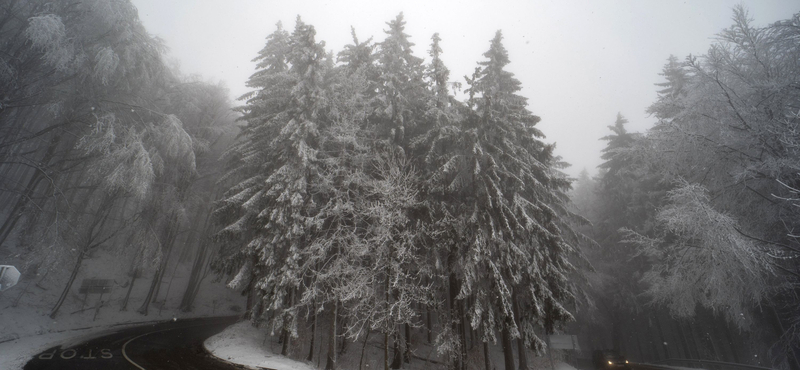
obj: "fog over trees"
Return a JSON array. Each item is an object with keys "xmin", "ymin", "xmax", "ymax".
[
  {"xmin": 1, "ymin": 1, "xmax": 800, "ymax": 370},
  {"xmin": 571, "ymin": 7, "xmax": 800, "ymax": 370}
]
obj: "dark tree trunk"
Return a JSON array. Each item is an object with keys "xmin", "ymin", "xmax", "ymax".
[
  {"xmin": 179, "ymin": 207, "xmax": 213, "ymax": 311},
  {"xmin": 502, "ymin": 323, "xmax": 515, "ymax": 370},
  {"xmin": 649, "ymin": 320, "xmax": 662, "ymax": 361},
  {"xmin": 448, "ymin": 271, "xmax": 463, "ymax": 370},
  {"xmin": 325, "ymin": 301, "xmax": 338, "ymax": 370},
  {"xmin": 340, "ymin": 307, "xmax": 349, "ymax": 355},
  {"xmin": 0, "ymin": 173, "xmax": 44, "ymax": 245},
  {"xmin": 634, "ymin": 328, "xmax": 645, "ymax": 361},
  {"xmin": 404, "ymin": 323, "xmax": 411, "ymax": 363},
  {"xmin": 390, "ymin": 331, "xmax": 402, "ymax": 369},
  {"xmin": 513, "ymin": 293, "xmax": 528, "ymax": 370},
  {"xmin": 138, "ymin": 211, "xmax": 180, "ymax": 314},
  {"xmin": 151, "ymin": 216, "xmax": 180, "ymax": 303},
  {"xmin": 49, "ymin": 191, "xmax": 116, "ymax": 318},
  {"xmin": 0, "ymin": 133, "xmax": 60, "ymax": 246},
  {"xmin": 178, "ymin": 239, "xmax": 207, "ymax": 311},
  {"xmin": 120, "ymin": 268, "xmax": 138, "ymax": 311},
  {"xmin": 308, "ymin": 301, "xmax": 316, "ymax": 362},
  {"xmin": 426, "ymin": 305, "xmax": 433, "ymax": 344},
  {"xmin": 769, "ymin": 305, "xmax": 800, "ymax": 370},
  {"xmin": 137, "ymin": 266, "xmax": 161, "ymax": 316},
  {"xmin": 243, "ymin": 280, "xmax": 255, "ymax": 320},
  {"xmin": 49, "ymin": 249, "xmax": 85, "ymax": 319},
  {"xmin": 359, "ymin": 330, "xmax": 371, "ymax": 370},
  {"xmin": 722, "ymin": 323, "xmax": 739, "ymax": 363},
  {"xmin": 484, "ymin": 340, "xmax": 492, "ymax": 370},
  {"xmin": 384, "ymin": 332, "xmax": 389, "ymax": 370},
  {"xmin": 653, "ymin": 313, "xmax": 670, "ymax": 359},
  {"xmin": 676, "ymin": 321, "xmax": 694, "ymax": 359}
]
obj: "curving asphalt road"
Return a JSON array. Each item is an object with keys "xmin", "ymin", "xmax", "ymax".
[{"xmin": 23, "ymin": 316, "xmax": 243, "ymax": 370}]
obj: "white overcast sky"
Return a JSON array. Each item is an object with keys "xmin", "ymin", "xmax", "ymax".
[{"xmin": 131, "ymin": 0, "xmax": 800, "ymax": 178}]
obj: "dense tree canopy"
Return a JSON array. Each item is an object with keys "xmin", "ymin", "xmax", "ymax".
[{"xmin": 212, "ymin": 16, "xmax": 585, "ymax": 370}]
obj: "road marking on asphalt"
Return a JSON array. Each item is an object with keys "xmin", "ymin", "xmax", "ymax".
[{"xmin": 121, "ymin": 322, "xmax": 220, "ymax": 370}]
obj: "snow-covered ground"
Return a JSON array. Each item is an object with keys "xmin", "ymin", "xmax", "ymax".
[
  {"xmin": 557, "ymin": 362, "xmax": 580, "ymax": 370},
  {"xmin": 0, "ymin": 317, "xmax": 168, "ymax": 369},
  {"xmin": 0, "ymin": 249, "xmax": 244, "ymax": 369},
  {"xmin": 205, "ymin": 321, "xmax": 316, "ymax": 370},
  {"xmin": 204, "ymin": 319, "xmax": 581, "ymax": 370}
]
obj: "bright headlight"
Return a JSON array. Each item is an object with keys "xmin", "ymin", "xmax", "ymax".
[
  {"xmin": 608, "ymin": 361, "xmax": 613, "ymax": 365},
  {"xmin": 626, "ymin": 361, "xmax": 629, "ymax": 364}
]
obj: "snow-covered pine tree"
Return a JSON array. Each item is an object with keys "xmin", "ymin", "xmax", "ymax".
[
  {"xmin": 338, "ymin": 27, "xmax": 376, "ymax": 76},
  {"xmin": 212, "ymin": 17, "xmax": 330, "ymax": 355},
  {"xmin": 373, "ymin": 13, "xmax": 427, "ymax": 150},
  {"xmin": 423, "ymin": 30, "xmax": 580, "ymax": 370},
  {"xmin": 645, "ymin": 55, "xmax": 689, "ymax": 121}
]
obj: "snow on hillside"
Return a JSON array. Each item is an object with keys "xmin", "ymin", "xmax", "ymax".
[
  {"xmin": 0, "ymin": 248, "xmax": 244, "ymax": 369},
  {"xmin": 205, "ymin": 321, "xmax": 316, "ymax": 370}
]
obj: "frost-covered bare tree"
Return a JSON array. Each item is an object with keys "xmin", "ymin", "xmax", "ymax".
[
  {"xmin": 0, "ymin": 0, "xmax": 233, "ymax": 318},
  {"xmin": 624, "ymin": 182, "xmax": 772, "ymax": 326},
  {"xmin": 625, "ymin": 7, "xmax": 800, "ymax": 367}
]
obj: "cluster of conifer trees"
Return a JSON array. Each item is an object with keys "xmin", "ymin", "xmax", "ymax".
[{"xmin": 212, "ymin": 14, "xmax": 585, "ymax": 370}]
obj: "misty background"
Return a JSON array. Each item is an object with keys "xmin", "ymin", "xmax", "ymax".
[{"xmin": 131, "ymin": 0, "xmax": 800, "ymax": 176}]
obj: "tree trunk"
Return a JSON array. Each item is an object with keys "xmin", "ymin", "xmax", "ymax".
[
  {"xmin": 0, "ymin": 173, "xmax": 44, "ymax": 245},
  {"xmin": 340, "ymin": 307, "xmax": 349, "ymax": 355},
  {"xmin": 653, "ymin": 312, "xmax": 670, "ymax": 359},
  {"xmin": 281, "ymin": 288, "xmax": 294, "ymax": 357},
  {"xmin": 676, "ymin": 321, "xmax": 694, "ymax": 359},
  {"xmin": 243, "ymin": 280, "xmax": 255, "ymax": 320},
  {"xmin": 0, "ymin": 133, "xmax": 60, "ymax": 246},
  {"xmin": 178, "ymin": 243, "xmax": 206, "ymax": 312},
  {"xmin": 49, "ymin": 249, "xmax": 85, "ymax": 318},
  {"xmin": 308, "ymin": 301, "xmax": 316, "ymax": 362},
  {"xmin": 359, "ymin": 330, "xmax": 371, "ymax": 370},
  {"xmin": 390, "ymin": 331, "xmax": 402, "ymax": 369},
  {"xmin": 325, "ymin": 301, "xmax": 338, "ymax": 370},
  {"xmin": 769, "ymin": 305, "xmax": 800, "ymax": 370},
  {"xmin": 722, "ymin": 323, "xmax": 739, "ymax": 363},
  {"xmin": 426, "ymin": 305, "xmax": 433, "ymax": 344},
  {"xmin": 484, "ymin": 340, "xmax": 492, "ymax": 370},
  {"xmin": 151, "ymin": 215, "xmax": 180, "ymax": 303},
  {"xmin": 649, "ymin": 320, "xmax": 662, "ymax": 361},
  {"xmin": 449, "ymin": 272, "xmax": 463, "ymax": 370},
  {"xmin": 179, "ymin": 209, "xmax": 212, "ymax": 311},
  {"xmin": 384, "ymin": 332, "xmax": 389, "ymax": 370},
  {"xmin": 120, "ymin": 268, "xmax": 138, "ymax": 311},
  {"xmin": 634, "ymin": 328, "xmax": 645, "ymax": 362},
  {"xmin": 513, "ymin": 293, "xmax": 528, "ymax": 370},
  {"xmin": 137, "ymin": 266, "xmax": 161, "ymax": 316},
  {"xmin": 502, "ymin": 323, "xmax": 515, "ymax": 370},
  {"xmin": 404, "ymin": 323, "xmax": 411, "ymax": 363}
]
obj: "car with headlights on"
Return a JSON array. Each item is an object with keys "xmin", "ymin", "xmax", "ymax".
[{"xmin": 592, "ymin": 350, "xmax": 630, "ymax": 370}]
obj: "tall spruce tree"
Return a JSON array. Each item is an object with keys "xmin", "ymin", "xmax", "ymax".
[
  {"xmin": 213, "ymin": 17, "xmax": 329, "ymax": 355},
  {"xmin": 374, "ymin": 13, "xmax": 426, "ymax": 150},
  {"xmin": 423, "ymin": 30, "xmax": 580, "ymax": 370}
]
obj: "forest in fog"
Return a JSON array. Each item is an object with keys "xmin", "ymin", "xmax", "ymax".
[{"xmin": 1, "ymin": 1, "xmax": 800, "ymax": 370}]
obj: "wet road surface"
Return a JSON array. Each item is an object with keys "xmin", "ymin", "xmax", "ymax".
[{"xmin": 24, "ymin": 316, "xmax": 244, "ymax": 370}]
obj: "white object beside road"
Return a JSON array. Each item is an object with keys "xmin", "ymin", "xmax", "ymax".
[{"xmin": 0, "ymin": 265, "xmax": 20, "ymax": 292}]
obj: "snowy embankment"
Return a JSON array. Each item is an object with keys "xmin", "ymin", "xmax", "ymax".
[
  {"xmin": 204, "ymin": 320, "xmax": 583, "ymax": 370},
  {"xmin": 0, "ymin": 318, "xmax": 164, "ymax": 369},
  {"xmin": 0, "ymin": 250, "xmax": 244, "ymax": 369},
  {"xmin": 205, "ymin": 321, "xmax": 316, "ymax": 370}
]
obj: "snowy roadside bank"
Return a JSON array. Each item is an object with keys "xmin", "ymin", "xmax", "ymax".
[
  {"xmin": 204, "ymin": 320, "xmax": 316, "ymax": 370},
  {"xmin": 0, "ymin": 315, "xmax": 175, "ymax": 370}
]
